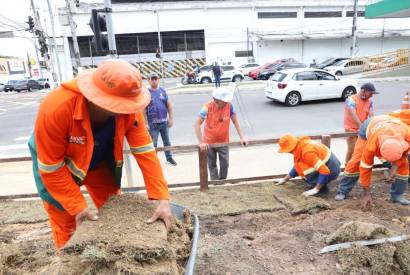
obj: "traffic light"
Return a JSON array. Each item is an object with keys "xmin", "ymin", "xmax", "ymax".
[
  {"xmin": 155, "ymin": 48, "xmax": 161, "ymax": 59},
  {"xmin": 75, "ymin": 0, "xmax": 80, "ymax": 7},
  {"xmin": 89, "ymin": 9, "xmax": 109, "ymax": 54},
  {"xmin": 38, "ymin": 36, "xmax": 48, "ymax": 57},
  {"xmin": 26, "ymin": 16, "xmax": 34, "ymax": 32}
]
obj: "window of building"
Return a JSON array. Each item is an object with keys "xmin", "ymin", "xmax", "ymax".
[
  {"xmin": 235, "ymin": 50, "xmax": 253, "ymax": 57},
  {"xmin": 346, "ymin": 11, "xmax": 365, "ymax": 17},
  {"xmin": 304, "ymin": 11, "xmax": 342, "ymax": 18},
  {"xmin": 70, "ymin": 30, "xmax": 204, "ymax": 58},
  {"xmin": 257, "ymin": 12, "xmax": 297, "ymax": 19}
]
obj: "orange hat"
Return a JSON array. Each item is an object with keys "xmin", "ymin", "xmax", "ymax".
[
  {"xmin": 401, "ymin": 91, "xmax": 410, "ymax": 110},
  {"xmin": 77, "ymin": 59, "xmax": 150, "ymax": 114},
  {"xmin": 379, "ymin": 134, "xmax": 409, "ymax": 162},
  {"xmin": 278, "ymin": 134, "xmax": 298, "ymax": 153}
]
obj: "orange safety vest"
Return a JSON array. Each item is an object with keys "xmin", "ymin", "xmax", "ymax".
[
  {"xmin": 31, "ymin": 79, "xmax": 169, "ymax": 216},
  {"xmin": 344, "ymin": 94, "xmax": 372, "ymax": 132},
  {"xmin": 292, "ymin": 136, "xmax": 332, "ymax": 177},
  {"xmin": 359, "ymin": 115, "xmax": 410, "ymax": 187}
]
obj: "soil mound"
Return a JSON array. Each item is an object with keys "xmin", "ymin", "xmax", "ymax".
[{"xmin": 0, "ymin": 194, "xmax": 192, "ymax": 275}]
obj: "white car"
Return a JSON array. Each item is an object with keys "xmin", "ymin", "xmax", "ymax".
[
  {"xmin": 196, "ymin": 65, "xmax": 244, "ymax": 84},
  {"xmin": 324, "ymin": 59, "xmax": 365, "ymax": 76},
  {"xmin": 264, "ymin": 68, "xmax": 359, "ymax": 106},
  {"xmin": 238, "ymin": 63, "xmax": 260, "ymax": 76}
]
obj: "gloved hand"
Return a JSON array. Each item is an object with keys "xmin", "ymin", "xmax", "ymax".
[
  {"xmin": 302, "ymin": 188, "xmax": 319, "ymax": 197},
  {"xmin": 273, "ymin": 178, "xmax": 287, "ymax": 186}
]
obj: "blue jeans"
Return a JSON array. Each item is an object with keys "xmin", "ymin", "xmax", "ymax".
[
  {"xmin": 148, "ymin": 121, "xmax": 172, "ymax": 160},
  {"xmin": 214, "ymin": 75, "xmax": 221, "ymax": 87},
  {"xmin": 305, "ymin": 153, "xmax": 341, "ymax": 187}
]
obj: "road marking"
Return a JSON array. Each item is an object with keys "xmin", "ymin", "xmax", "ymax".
[
  {"xmin": 15, "ymin": 136, "xmax": 31, "ymax": 141},
  {"xmin": 0, "ymin": 144, "xmax": 28, "ymax": 151}
]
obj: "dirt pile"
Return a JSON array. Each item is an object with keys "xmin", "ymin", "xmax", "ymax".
[
  {"xmin": 0, "ymin": 194, "xmax": 192, "ymax": 275},
  {"xmin": 331, "ymin": 221, "xmax": 410, "ymax": 274}
]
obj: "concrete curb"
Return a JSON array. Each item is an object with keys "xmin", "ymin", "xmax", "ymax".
[{"xmin": 167, "ymin": 81, "xmax": 266, "ymax": 95}]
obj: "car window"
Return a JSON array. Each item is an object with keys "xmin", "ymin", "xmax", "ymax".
[
  {"xmin": 270, "ymin": 72, "xmax": 287, "ymax": 82},
  {"xmin": 222, "ymin": 66, "xmax": 235, "ymax": 71},
  {"xmin": 315, "ymin": 71, "xmax": 335, "ymax": 80},
  {"xmin": 294, "ymin": 71, "xmax": 318, "ymax": 81},
  {"xmin": 248, "ymin": 63, "xmax": 259, "ymax": 67},
  {"xmin": 333, "ymin": 60, "xmax": 346, "ymax": 66}
]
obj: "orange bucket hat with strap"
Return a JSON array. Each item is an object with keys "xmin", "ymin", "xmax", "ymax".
[
  {"xmin": 278, "ymin": 134, "xmax": 299, "ymax": 153},
  {"xmin": 76, "ymin": 59, "xmax": 150, "ymax": 114}
]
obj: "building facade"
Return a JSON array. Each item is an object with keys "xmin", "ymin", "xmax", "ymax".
[{"xmin": 56, "ymin": 0, "xmax": 410, "ymax": 78}]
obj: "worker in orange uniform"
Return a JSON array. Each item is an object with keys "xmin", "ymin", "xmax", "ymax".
[
  {"xmin": 274, "ymin": 134, "xmax": 341, "ymax": 197},
  {"xmin": 344, "ymin": 83, "xmax": 377, "ymax": 164},
  {"xmin": 335, "ymin": 115, "xmax": 410, "ymax": 206},
  {"xmin": 28, "ymin": 59, "xmax": 172, "ymax": 249}
]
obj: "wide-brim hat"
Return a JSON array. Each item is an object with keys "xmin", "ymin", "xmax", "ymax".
[
  {"xmin": 212, "ymin": 87, "xmax": 234, "ymax": 102},
  {"xmin": 77, "ymin": 59, "xmax": 150, "ymax": 114},
  {"xmin": 278, "ymin": 134, "xmax": 299, "ymax": 153}
]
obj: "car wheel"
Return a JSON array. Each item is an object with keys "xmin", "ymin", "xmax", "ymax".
[
  {"xmin": 201, "ymin": 77, "xmax": 211, "ymax": 84},
  {"xmin": 341, "ymin": 86, "xmax": 357, "ymax": 101},
  {"xmin": 335, "ymin": 71, "xmax": 343, "ymax": 76},
  {"xmin": 45, "ymin": 83, "xmax": 50, "ymax": 88},
  {"xmin": 285, "ymin": 91, "xmax": 302, "ymax": 107},
  {"xmin": 232, "ymin": 75, "xmax": 243, "ymax": 82},
  {"xmin": 28, "ymin": 87, "xmax": 33, "ymax": 92},
  {"xmin": 16, "ymin": 90, "xmax": 20, "ymax": 93}
]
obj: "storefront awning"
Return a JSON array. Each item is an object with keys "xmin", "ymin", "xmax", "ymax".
[{"xmin": 365, "ymin": 0, "xmax": 410, "ymax": 18}]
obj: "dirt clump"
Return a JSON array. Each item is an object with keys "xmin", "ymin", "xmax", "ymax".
[
  {"xmin": 0, "ymin": 194, "xmax": 192, "ymax": 275},
  {"xmin": 327, "ymin": 221, "xmax": 391, "ymax": 244}
]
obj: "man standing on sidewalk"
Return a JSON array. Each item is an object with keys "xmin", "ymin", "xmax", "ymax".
[
  {"xmin": 146, "ymin": 72, "xmax": 177, "ymax": 165},
  {"xmin": 194, "ymin": 86, "xmax": 248, "ymax": 181},
  {"xmin": 212, "ymin": 62, "xmax": 222, "ymax": 88},
  {"xmin": 343, "ymin": 83, "xmax": 377, "ymax": 164}
]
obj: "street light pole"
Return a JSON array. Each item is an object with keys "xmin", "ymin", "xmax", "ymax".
[
  {"xmin": 46, "ymin": 0, "xmax": 63, "ymax": 83},
  {"xmin": 104, "ymin": 0, "xmax": 117, "ymax": 58},
  {"xmin": 65, "ymin": 0, "xmax": 81, "ymax": 69},
  {"xmin": 350, "ymin": 0, "xmax": 358, "ymax": 57},
  {"xmin": 155, "ymin": 10, "xmax": 164, "ymax": 77}
]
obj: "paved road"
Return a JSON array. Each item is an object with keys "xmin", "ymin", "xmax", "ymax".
[{"xmin": 0, "ymin": 81, "xmax": 409, "ymax": 157}]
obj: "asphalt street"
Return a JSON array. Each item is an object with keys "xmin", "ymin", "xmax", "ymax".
[{"xmin": 0, "ymin": 80, "xmax": 409, "ymax": 157}]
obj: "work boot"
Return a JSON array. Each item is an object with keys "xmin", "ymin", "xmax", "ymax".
[
  {"xmin": 167, "ymin": 157, "xmax": 177, "ymax": 166},
  {"xmin": 390, "ymin": 197, "xmax": 410, "ymax": 205},
  {"xmin": 334, "ymin": 193, "xmax": 346, "ymax": 201}
]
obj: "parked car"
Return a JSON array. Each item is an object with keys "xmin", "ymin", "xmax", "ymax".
[
  {"xmin": 196, "ymin": 65, "xmax": 244, "ymax": 84},
  {"xmin": 264, "ymin": 68, "xmax": 359, "ymax": 106},
  {"xmin": 14, "ymin": 79, "xmax": 43, "ymax": 92},
  {"xmin": 324, "ymin": 59, "xmax": 365, "ymax": 76},
  {"xmin": 248, "ymin": 58, "xmax": 297, "ymax": 80},
  {"xmin": 4, "ymin": 80, "xmax": 20, "ymax": 92},
  {"xmin": 310, "ymin": 58, "xmax": 348, "ymax": 69},
  {"xmin": 36, "ymin": 78, "xmax": 50, "ymax": 88},
  {"xmin": 238, "ymin": 63, "xmax": 260, "ymax": 76},
  {"xmin": 257, "ymin": 62, "xmax": 306, "ymax": 80}
]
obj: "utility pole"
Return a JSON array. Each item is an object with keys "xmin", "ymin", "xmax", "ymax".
[
  {"xmin": 104, "ymin": 0, "xmax": 117, "ymax": 58},
  {"xmin": 29, "ymin": 0, "xmax": 44, "ymax": 78},
  {"xmin": 350, "ymin": 0, "xmax": 358, "ymax": 57},
  {"xmin": 65, "ymin": 0, "xmax": 81, "ymax": 69},
  {"xmin": 246, "ymin": 27, "xmax": 250, "ymax": 63},
  {"xmin": 46, "ymin": 0, "xmax": 63, "ymax": 84},
  {"xmin": 155, "ymin": 10, "xmax": 164, "ymax": 77}
]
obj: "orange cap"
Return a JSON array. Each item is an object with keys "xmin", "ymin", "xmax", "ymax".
[
  {"xmin": 77, "ymin": 59, "xmax": 150, "ymax": 114},
  {"xmin": 379, "ymin": 134, "xmax": 409, "ymax": 162},
  {"xmin": 278, "ymin": 134, "xmax": 298, "ymax": 153}
]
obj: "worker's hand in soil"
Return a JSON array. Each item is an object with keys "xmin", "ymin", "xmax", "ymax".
[
  {"xmin": 199, "ymin": 142, "xmax": 209, "ymax": 152},
  {"xmin": 240, "ymin": 139, "xmax": 249, "ymax": 147},
  {"xmin": 273, "ymin": 178, "xmax": 287, "ymax": 185},
  {"xmin": 75, "ymin": 209, "xmax": 99, "ymax": 226},
  {"xmin": 361, "ymin": 189, "xmax": 373, "ymax": 210},
  {"xmin": 147, "ymin": 199, "xmax": 173, "ymax": 231}
]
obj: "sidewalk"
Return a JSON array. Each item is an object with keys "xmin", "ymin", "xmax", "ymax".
[{"xmin": 0, "ymin": 138, "xmax": 378, "ymax": 197}]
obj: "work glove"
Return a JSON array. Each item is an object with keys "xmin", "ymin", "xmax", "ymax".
[
  {"xmin": 273, "ymin": 178, "xmax": 287, "ymax": 186},
  {"xmin": 302, "ymin": 188, "xmax": 319, "ymax": 197}
]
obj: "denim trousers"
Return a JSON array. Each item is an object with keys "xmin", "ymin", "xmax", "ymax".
[{"xmin": 148, "ymin": 121, "xmax": 172, "ymax": 160}]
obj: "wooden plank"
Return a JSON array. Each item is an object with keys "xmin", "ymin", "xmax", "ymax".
[
  {"xmin": 198, "ymin": 148, "xmax": 209, "ymax": 191},
  {"xmin": 321, "ymin": 134, "xmax": 331, "ymax": 148}
]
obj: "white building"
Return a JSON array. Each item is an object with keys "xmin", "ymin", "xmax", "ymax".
[{"xmin": 54, "ymin": 0, "xmax": 410, "ymax": 78}]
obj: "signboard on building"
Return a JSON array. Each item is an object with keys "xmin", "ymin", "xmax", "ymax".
[{"xmin": 8, "ymin": 60, "xmax": 26, "ymax": 74}]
